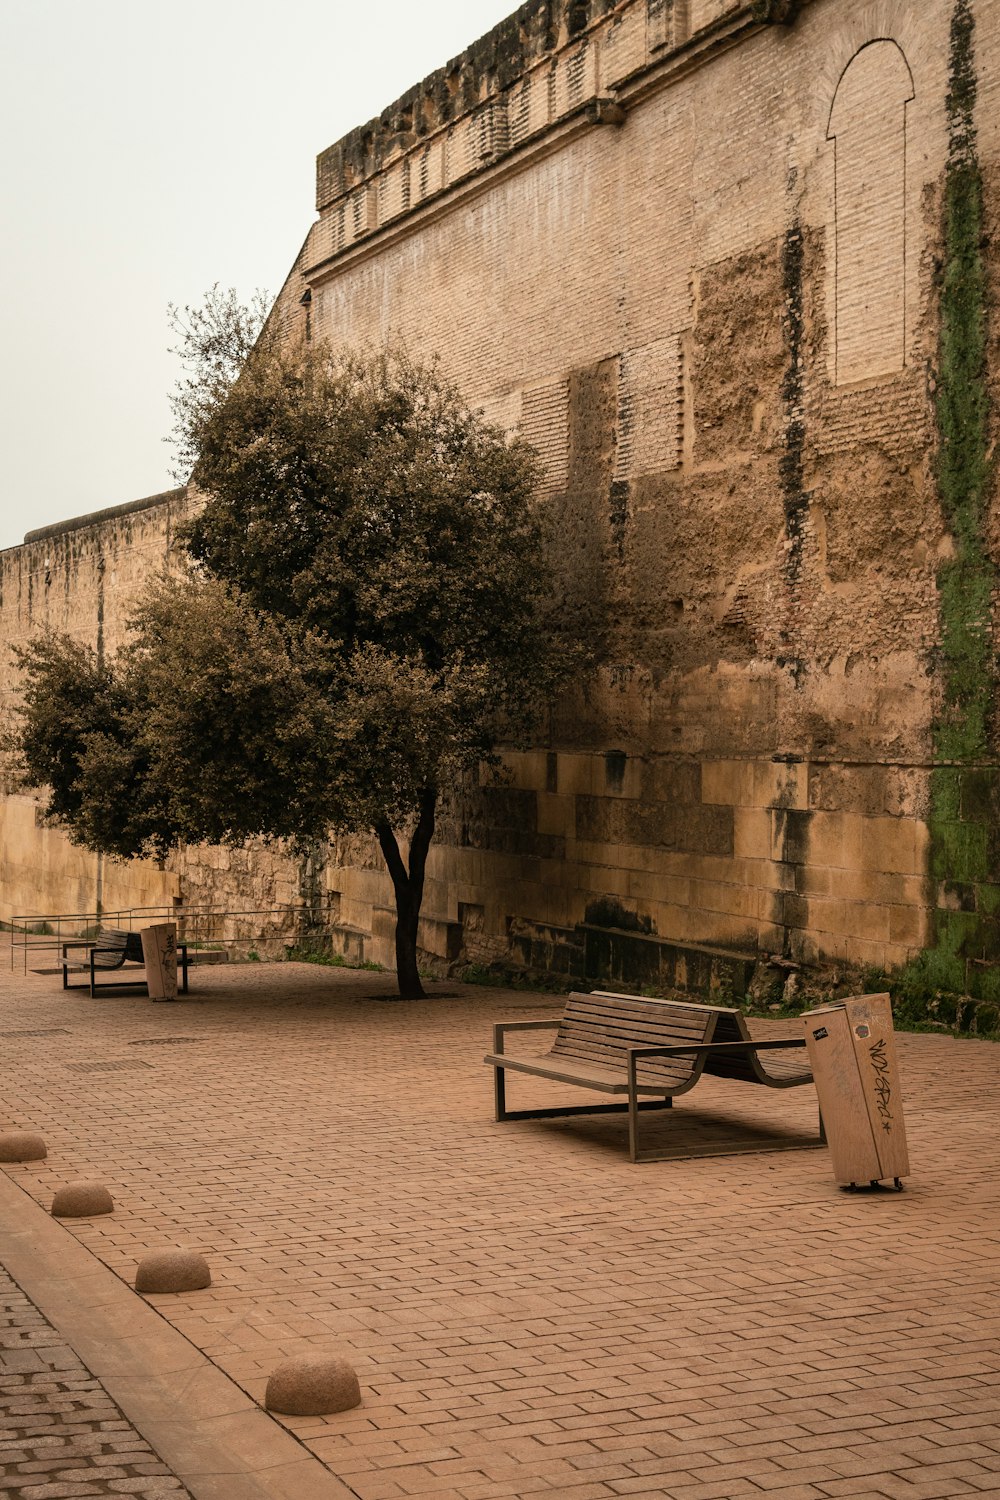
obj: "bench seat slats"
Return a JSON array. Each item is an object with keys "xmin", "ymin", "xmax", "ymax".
[
  {"xmin": 482, "ymin": 1052, "xmax": 691, "ymax": 1095},
  {"xmin": 554, "ymin": 1014, "xmax": 710, "ymax": 1038},
  {"xmin": 701, "ymin": 1053, "xmax": 811, "ymax": 1086},
  {"xmin": 553, "ymin": 1036, "xmax": 708, "ymax": 1065},
  {"xmin": 554, "ymin": 1017, "xmax": 711, "ymax": 1049},
  {"xmin": 586, "ymin": 992, "xmax": 739, "ymax": 1019},
  {"xmin": 535, "ymin": 994, "xmax": 717, "ymax": 1093},
  {"xmin": 551, "ymin": 998, "xmax": 713, "ymax": 1082},
  {"xmin": 549, "ymin": 1039, "xmax": 698, "ymax": 1085}
]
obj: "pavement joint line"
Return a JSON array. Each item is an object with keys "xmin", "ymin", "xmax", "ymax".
[{"xmin": 0, "ymin": 1165, "xmax": 358, "ymax": 1500}]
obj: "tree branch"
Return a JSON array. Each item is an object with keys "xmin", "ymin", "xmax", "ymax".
[
  {"xmin": 407, "ymin": 786, "xmax": 437, "ymax": 909},
  {"xmin": 375, "ymin": 821, "xmax": 408, "ymax": 893}
]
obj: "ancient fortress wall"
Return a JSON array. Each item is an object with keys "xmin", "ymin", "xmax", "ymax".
[{"xmin": 4, "ymin": 0, "xmax": 1000, "ymax": 995}]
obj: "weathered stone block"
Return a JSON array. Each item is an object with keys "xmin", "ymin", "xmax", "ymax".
[
  {"xmin": 840, "ymin": 900, "xmax": 891, "ymax": 944},
  {"xmin": 575, "ymin": 795, "xmax": 733, "ymax": 855},
  {"xmin": 537, "ymin": 794, "xmax": 574, "ymax": 837},
  {"xmin": 863, "ymin": 816, "xmax": 920, "ymax": 876},
  {"xmin": 732, "ymin": 808, "xmax": 772, "ymax": 861},
  {"xmin": 774, "ymin": 808, "xmax": 810, "ymax": 866},
  {"xmin": 755, "ymin": 760, "xmax": 808, "ymax": 811},
  {"xmin": 793, "ymin": 863, "xmax": 831, "ymax": 898},
  {"xmin": 700, "ymin": 760, "xmax": 755, "ymax": 808},
  {"xmin": 639, "ymin": 760, "xmax": 702, "ymax": 806},
  {"xmin": 889, "ymin": 903, "xmax": 929, "ymax": 949}
]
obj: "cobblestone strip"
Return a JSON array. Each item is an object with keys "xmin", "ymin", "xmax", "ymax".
[{"xmin": 0, "ymin": 1265, "xmax": 192, "ymax": 1500}]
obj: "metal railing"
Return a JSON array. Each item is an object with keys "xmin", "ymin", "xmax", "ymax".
[{"xmin": 7, "ymin": 905, "xmax": 316, "ymax": 973}]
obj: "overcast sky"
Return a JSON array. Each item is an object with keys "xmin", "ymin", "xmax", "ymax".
[{"xmin": 0, "ymin": 0, "xmax": 519, "ymax": 552}]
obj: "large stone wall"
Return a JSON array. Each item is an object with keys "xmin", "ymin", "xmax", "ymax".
[
  {"xmin": 0, "ymin": 495, "xmax": 188, "ymax": 928},
  {"xmin": 0, "ymin": 495, "xmax": 310, "ymax": 949},
  {"xmin": 3, "ymin": 0, "xmax": 1000, "ymax": 995}
]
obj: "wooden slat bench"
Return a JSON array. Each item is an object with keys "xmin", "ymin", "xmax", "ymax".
[
  {"xmin": 62, "ymin": 928, "xmax": 190, "ymax": 999},
  {"xmin": 484, "ymin": 990, "xmax": 816, "ymax": 1162}
]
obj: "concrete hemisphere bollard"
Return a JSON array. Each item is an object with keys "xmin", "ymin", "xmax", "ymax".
[
  {"xmin": 51, "ymin": 1182, "xmax": 115, "ymax": 1217},
  {"xmin": 134, "ymin": 1251, "xmax": 212, "ymax": 1294},
  {"xmin": 0, "ymin": 1131, "xmax": 47, "ymax": 1162},
  {"xmin": 265, "ymin": 1355, "xmax": 362, "ymax": 1416}
]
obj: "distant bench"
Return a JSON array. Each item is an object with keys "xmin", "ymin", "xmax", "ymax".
[
  {"xmin": 62, "ymin": 928, "xmax": 190, "ymax": 999},
  {"xmin": 484, "ymin": 990, "xmax": 816, "ymax": 1163}
]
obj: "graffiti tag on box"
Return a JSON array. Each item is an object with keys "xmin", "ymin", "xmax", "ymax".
[{"xmin": 869, "ymin": 1037, "xmax": 893, "ymax": 1132}]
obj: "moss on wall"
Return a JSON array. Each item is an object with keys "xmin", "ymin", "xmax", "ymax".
[{"xmin": 922, "ymin": 0, "xmax": 1000, "ymax": 997}]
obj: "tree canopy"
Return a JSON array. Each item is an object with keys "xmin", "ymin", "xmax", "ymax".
[{"xmin": 13, "ymin": 299, "xmax": 573, "ymax": 997}]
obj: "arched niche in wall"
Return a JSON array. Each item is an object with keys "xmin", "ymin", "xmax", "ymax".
[{"xmin": 827, "ymin": 39, "xmax": 914, "ymax": 386}]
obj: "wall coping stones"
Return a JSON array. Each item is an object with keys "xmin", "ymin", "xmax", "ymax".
[{"xmin": 21, "ymin": 487, "xmax": 188, "ymax": 548}]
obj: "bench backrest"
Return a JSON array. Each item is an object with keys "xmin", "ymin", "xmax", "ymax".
[
  {"xmin": 552, "ymin": 992, "xmax": 718, "ymax": 1089},
  {"xmin": 99, "ymin": 928, "xmax": 145, "ymax": 963},
  {"xmin": 591, "ymin": 991, "xmax": 813, "ymax": 1087}
]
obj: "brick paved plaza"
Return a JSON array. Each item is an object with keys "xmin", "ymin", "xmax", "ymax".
[{"xmin": 1, "ymin": 954, "xmax": 999, "ymax": 1500}]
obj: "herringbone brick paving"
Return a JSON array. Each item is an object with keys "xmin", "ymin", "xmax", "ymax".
[{"xmin": 0, "ymin": 955, "xmax": 998, "ymax": 1499}]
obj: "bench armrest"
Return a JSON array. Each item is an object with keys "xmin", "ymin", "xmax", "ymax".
[{"xmin": 492, "ymin": 1018, "xmax": 562, "ymax": 1054}]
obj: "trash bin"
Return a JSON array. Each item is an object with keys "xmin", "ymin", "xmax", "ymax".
[
  {"xmin": 140, "ymin": 923, "xmax": 178, "ymax": 1002},
  {"xmin": 803, "ymin": 992, "xmax": 909, "ymax": 1189}
]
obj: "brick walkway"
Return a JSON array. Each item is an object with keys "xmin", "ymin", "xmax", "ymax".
[
  {"xmin": 1, "ymin": 954, "xmax": 999, "ymax": 1499},
  {"xmin": 0, "ymin": 1265, "xmax": 191, "ymax": 1498}
]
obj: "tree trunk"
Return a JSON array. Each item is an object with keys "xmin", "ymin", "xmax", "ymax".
[{"xmin": 375, "ymin": 786, "xmax": 437, "ymax": 1000}]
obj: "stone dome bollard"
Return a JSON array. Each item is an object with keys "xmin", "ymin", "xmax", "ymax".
[
  {"xmin": 134, "ymin": 1251, "xmax": 212, "ymax": 1294},
  {"xmin": 0, "ymin": 1131, "xmax": 47, "ymax": 1162},
  {"xmin": 265, "ymin": 1355, "xmax": 362, "ymax": 1416},
  {"xmin": 51, "ymin": 1183, "xmax": 114, "ymax": 1218}
]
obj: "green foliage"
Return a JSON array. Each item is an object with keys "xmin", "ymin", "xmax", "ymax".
[
  {"xmin": 13, "ymin": 305, "xmax": 573, "ymax": 999},
  {"xmin": 459, "ymin": 962, "xmax": 572, "ymax": 993},
  {"xmin": 16, "ymin": 343, "xmax": 568, "ymax": 856},
  {"xmin": 922, "ymin": 0, "xmax": 998, "ymax": 993},
  {"xmin": 749, "ymin": 0, "xmax": 802, "ymax": 22},
  {"xmin": 285, "ymin": 946, "xmax": 384, "ymax": 972},
  {"xmin": 12, "ymin": 583, "xmax": 342, "ymax": 857},
  {"xmin": 10, "ymin": 634, "xmax": 166, "ymax": 859},
  {"xmin": 181, "ymin": 342, "xmax": 562, "ymax": 777},
  {"xmin": 932, "ymin": 2, "xmax": 993, "ymax": 771},
  {"xmin": 167, "ymin": 285, "xmax": 271, "ymax": 483}
]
